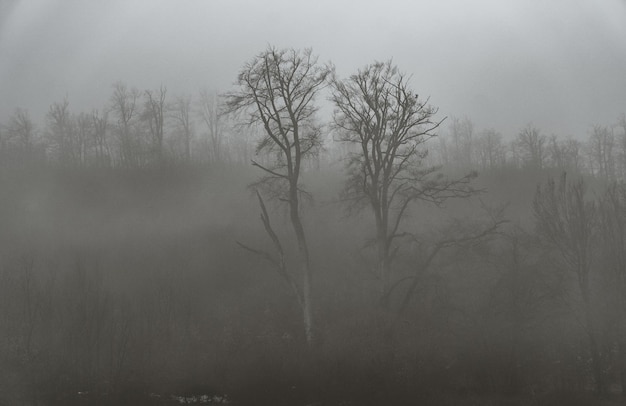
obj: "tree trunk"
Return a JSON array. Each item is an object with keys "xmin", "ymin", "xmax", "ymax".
[{"xmin": 290, "ymin": 186, "xmax": 314, "ymax": 345}]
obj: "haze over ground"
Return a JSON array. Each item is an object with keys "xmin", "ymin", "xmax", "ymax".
[{"xmin": 0, "ymin": 0, "xmax": 625, "ymax": 138}]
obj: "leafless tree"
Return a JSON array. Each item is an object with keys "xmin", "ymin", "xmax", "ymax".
[
  {"xmin": 515, "ymin": 123, "xmax": 546, "ymax": 169},
  {"xmin": 2, "ymin": 108, "xmax": 36, "ymax": 163},
  {"xmin": 170, "ymin": 94, "xmax": 194, "ymax": 161},
  {"xmin": 533, "ymin": 173, "xmax": 604, "ymax": 394},
  {"xmin": 330, "ymin": 60, "xmax": 476, "ymax": 301},
  {"xmin": 475, "ymin": 128, "xmax": 505, "ymax": 170},
  {"xmin": 225, "ymin": 46, "xmax": 330, "ymax": 344},
  {"xmin": 46, "ymin": 97, "xmax": 81, "ymax": 166},
  {"xmin": 91, "ymin": 109, "xmax": 110, "ymax": 167},
  {"xmin": 547, "ymin": 135, "xmax": 583, "ymax": 172},
  {"xmin": 143, "ymin": 85, "xmax": 167, "ymax": 163},
  {"xmin": 598, "ymin": 182, "xmax": 626, "ymax": 394},
  {"xmin": 109, "ymin": 82, "xmax": 141, "ymax": 167},
  {"xmin": 388, "ymin": 205, "xmax": 506, "ymax": 315},
  {"xmin": 448, "ymin": 116, "xmax": 475, "ymax": 169},
  {"xmin": 586, "ymin": 124, "xmax": 615, "ymax": 180},
  {"xmin": 198, "ymin": 88, "xmax": 224, "ymax": 163}
]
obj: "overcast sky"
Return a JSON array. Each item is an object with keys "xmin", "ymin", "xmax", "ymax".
[{"xmin": 1, "ymin": 0, "xmax": 625, "ymax": 138}]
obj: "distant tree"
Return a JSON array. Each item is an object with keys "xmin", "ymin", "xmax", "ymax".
[
  {"xmin": 597, "ymin": 182, "xmax": 626, "ymax": 394},
  {"xmin": 75, "ymin": 112, "xmax": 93, "ymax": 166},
  {"xmin": 515, "ymin": 123, "xmax": 546, "ymax": 169},
  {"xmin": 90, "ymin": 109, "xmax": 110, "ymax": 167},
  {"xmin": 475, "ymin": 128, "xmax": 505, "ymax": 170},
  {"xmin": 109, "ymin": 82, "xmax": 142, "ymax": 168},
  {"xmin": 586, "ymin": 124, "xmax": 615, "ymax": 180},
  {"xmin": 448, "ymin": 116, "xmax": 475, "ymax": 169},
  {"xmin": 142, "ymin": 85, "xmax": 167, "ymax": 163},
  {"xmin": 330, "ymin": 60, "xmax": 475, "ymax": 302},
  {"xmin": 2, "ymin": 108, "xmax": 35, "ymax": 153},
  {"xmin": 46, "ymin": 97, "xmax": 82, "ymax": 166},
  {"xmin": 533, "ymin": 174, "xmax": 604, "ymax": 394},
  {"xmin": 171, "ymin": 94, "xmax": 194, "ymax": 161},
  {"xmin": 225, "ymin": 46, "xmax": 330, "ymax": 344},
  {"xmin": 547, "ymin": 135, "xmax": 583, "ymax": 172},
  {"xmin": 615, "ymin": 115, "xmax": 626, "ymax": 179},
  {"xmin": 198, "ymin": 88, "xmax": 224, "ymax": 163}
]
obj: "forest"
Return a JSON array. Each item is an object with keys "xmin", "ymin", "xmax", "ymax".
[{"xmin": 1, "ymin": 46, "xmax": 626, "ymax": 406}]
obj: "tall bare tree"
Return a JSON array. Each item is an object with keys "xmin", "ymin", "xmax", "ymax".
[
  {"xmin": 225, "ymin": 46, "xmax": 330, "ymax": 344},
  {"xmin": 330, "ymin": 60, "xmax": 475, "ymax": 301}
]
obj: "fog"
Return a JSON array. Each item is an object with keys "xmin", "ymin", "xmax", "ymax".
[
  {"xmin": 2, "ymin": 1, "xmax": 626, "ymax": 406},
  {"xmin": 1, "ymin": 0, "xmax": 625, "ymax": 136}
]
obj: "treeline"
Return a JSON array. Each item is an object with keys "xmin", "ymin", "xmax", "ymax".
[
  {"xmin": 426, "ymin": 116, "xmax": 626, "ymax": 180},
  {"xmin": 0, "ymin": 84, "xmax": 261, "ymax": 169},
  {"xmin": 2, "ymin": 46, "xmax": 626, "ymax": 406}
]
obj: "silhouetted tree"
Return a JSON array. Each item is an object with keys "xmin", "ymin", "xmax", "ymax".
[
  {"xmin": 225, "ymin": 46, "xmax": 330, "ymax": 344},
  {"xmin": 330, "ymin": 60, "xmax": 475, "ymax": 302}
]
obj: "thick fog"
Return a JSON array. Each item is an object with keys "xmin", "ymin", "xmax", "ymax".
[
  {"xmin": 1, "ymin": 0, "xmax": 625, "ymax": 136},
  {"xmin": 3, "ymin": 2, "xmax": 626, "ymax": 406}
]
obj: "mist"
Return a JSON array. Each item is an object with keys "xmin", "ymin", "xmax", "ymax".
[
  {"xmin": 1, "ymin": 0, "xmax": 625, "ymax": 136},
  {"xmin": 1, "ymin": 1, "xmax": 626, "ymax": 405}
]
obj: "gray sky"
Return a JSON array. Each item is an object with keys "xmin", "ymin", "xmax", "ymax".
[{"xmin": 1, "ymin": 0, "xmax": 625, "ymax": 138}]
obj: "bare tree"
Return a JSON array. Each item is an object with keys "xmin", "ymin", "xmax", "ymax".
[
  {"xmin": 390, "ymin": 206, "xmax": 506, "ymax": 315},
  {"xmin": 475, "ymin": 128, "xmax": 505, "ymax": 170},
  {"xmin": 547, "ymin": 135, "xmax": 583, "ymax": 172},
  {"xmin": 109, "ymin": 82, "xmax": 141, "ymax": 167},
  {"xmin": 171, "ymin": 94, "xmax": 194, "ymax": 161},
  {"xmin": 448, "ymin": 116, "xmax": 475, "ymax": 169},
  {"xmin": 515, "ymin": 123, "xmax": 546, "ymax": 169},
  {"xmin": 533, "ymin": 173, "xmax": 604, "ymax": 394},
  {"xmin": 586, "ymin": 124, "xmax": 615, "ymax": 180},
  {"xmin": 46, "ymin": 97, "xmax": 81, "ymax": 166},
  {"xmin": 198, "ymin": 88, "xmax": 224, "ymax": 163},
  {"xmin": 75, "ymin": 112, "xmax": 93, "ymax": 166},
  {"xmin": 91, "ymin": 109, "xmax": 110, "ymax": 167},
  {"xmin": 598, "ymin": 182, "xmax": 626, "ymax": 394},
  {"xmin": 2, "ymin": 108, "xmax": 36, "ymax": 161},
  {"xmin": 142, "ymin": 85, "xmax": 167, "ymax": 163},
  {"xmin": 225, "ymin": 46, "xmax": 330, "ymax": 344},
  {"xmin": 330, "ymin": 60, "xmax": 476, "ymax": 301}
]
